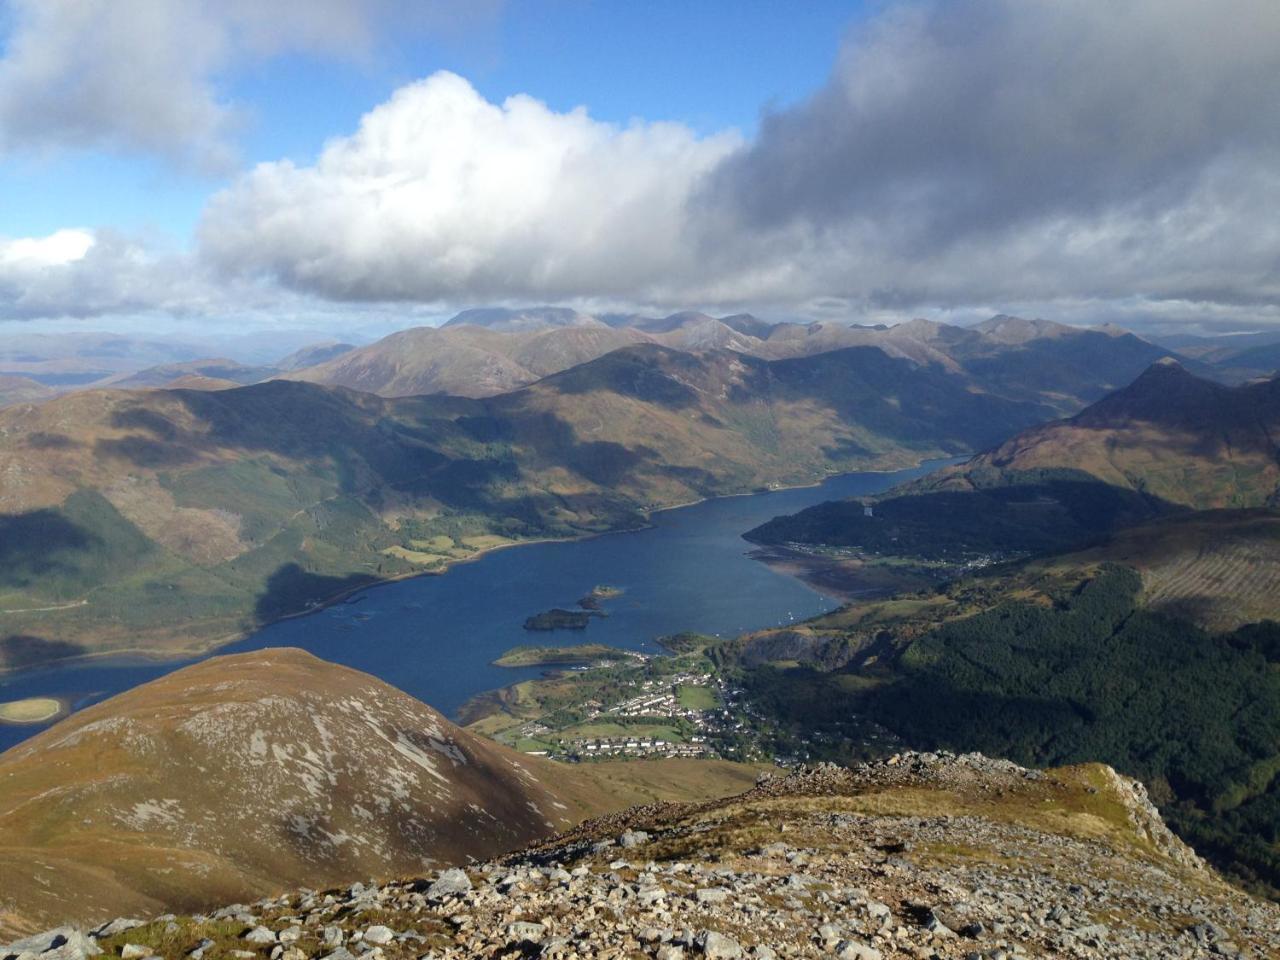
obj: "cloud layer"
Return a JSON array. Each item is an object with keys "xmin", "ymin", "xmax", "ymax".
[
  {"xmin": 197, "ymin": 0, "xmax": 1280, "ymax": 325},
  {"xmin": 4, "ymin": 0, "xmax": 1280, "ymax": 331},
  {"xmin": 695, "ymin": 0, "xmax": 1280, "ymax": 312}
]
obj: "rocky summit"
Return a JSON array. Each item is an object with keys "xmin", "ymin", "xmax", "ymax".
[{"xmin": 5, "ymin": 752, "xmax": 1277, "ymax": 960}]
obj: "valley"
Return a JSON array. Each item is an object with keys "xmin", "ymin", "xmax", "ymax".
[
  {"xmin": 0, "ymin": 461, "xmax": 940, "ymax": 753},
  {"xmin": 7, "ymin": 335, "xmax": 1280, "ymax": 947},
  {"xmin": 8, "ymin": 9, "xmax": 1280, "ymax": 956},
  {"xmin": 0, "ymin": 330, "xmax": 1061, "ymax": 672}
]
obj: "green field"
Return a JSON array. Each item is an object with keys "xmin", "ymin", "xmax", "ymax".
[{"xmin": 676, "ymin": 684, "xmax": 720, "ymax": 710}]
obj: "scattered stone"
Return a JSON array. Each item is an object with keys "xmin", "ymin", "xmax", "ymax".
[
  {"xmin": 697, "ymin": 930, "xmax": 742, "ymax": 959},
  {"xmin": 0, "ymin": 929, "xmax": 100, "ymax": 960},
  {"xmin": 504, "ymin": 921, "xmax": 545, "ymax": 943},
  {"xmin": 619, "ymin": 830, "xmax": 650, "ymax": 848},
  {"xmin": 360, "ymin": 927, "xmax": 393, "ymax": 946},
  {"xmin": 835, "ymin": 941, "xmax": 882, "ymax": 960},
  {"xmin": 426, "ymin": 869, "xmax": 472, "ymax": 900},
  {"xmin": 7, "ymin": 752, "xmax": 1276, "ymax": 960}
]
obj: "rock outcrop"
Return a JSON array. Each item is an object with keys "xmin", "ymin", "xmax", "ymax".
[{"xmin": 8, "ymin": 752, "xmax": 1277, "ymax": 959}]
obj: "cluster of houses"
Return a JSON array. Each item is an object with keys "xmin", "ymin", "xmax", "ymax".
[
  {"xmin": 567, "ymin": 735, "xmax": 712, "ymax": 759},
  {"xmin": 516, "ymin": 669, "xmax": 753, "ymax": 762}
]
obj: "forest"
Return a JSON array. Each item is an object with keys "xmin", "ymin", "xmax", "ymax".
[{"xmin": 740, "ymin": 565, "xmax": 1280, "ymax": 895}]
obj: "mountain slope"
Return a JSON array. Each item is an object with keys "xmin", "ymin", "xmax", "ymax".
[
  {"xmin": 8, "ymin": 752, "xmax": 1278, "ymax": 958},
  {"xmin": 926, "ymin": 359, "xmax": 1280, "ymax": 509},
  {"xmin": 282, "ymin": 326, "xmax": 536, "ymax": 398},
  {"xmin": 0, "ymin": 648, "xmax": 761, "ymax": 938},
  {"xmin": 274, "ymin": 341, "xmax": 355, "ymax": 371},
  {"xmin": 748, "ymin": 361, "xmax": 1280, "ymax": 565},
  {"xmin": 0, "ymin": 375, "xmax": 55, "ymax": 409},
  {"xmin": 0, "ymin": 345, "xmax": 1049, "ymax": 667},
  {"xmin": 0, "ymin": 648, "xmax": 583, "ymax": 931}
]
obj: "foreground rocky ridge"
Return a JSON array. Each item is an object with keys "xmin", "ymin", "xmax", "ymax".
[{"xmin": 7, "ymin": 752, "xmax": 1277, "ymax": 960}]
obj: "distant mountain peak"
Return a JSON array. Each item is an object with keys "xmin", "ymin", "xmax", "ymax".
[
  {"xmin": 443, "ymin": 306, "xmax": 601, "ymax": 332},
  {"xmin": 974, "ymin": 314, "xmax": 1075, "ymax": 343}
]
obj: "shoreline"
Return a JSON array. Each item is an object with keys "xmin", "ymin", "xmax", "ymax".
[{"xmin": 0, "ymin": 455, "xmax": 958, "ymax": 684}]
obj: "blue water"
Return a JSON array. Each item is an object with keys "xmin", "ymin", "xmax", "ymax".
[{"xmin": 0, "ymin": 460, "xmax": 949, "ymax": 752}]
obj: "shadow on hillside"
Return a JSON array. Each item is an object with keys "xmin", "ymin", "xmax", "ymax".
[
  {"xmin": 748, "ymin": 478, "xmax": 1185, "ymax": 560},
  {"xmin": 0, "ymin": 510, "xmax": 95, "ymax": 589},
  {"xmin": 0, "ymin": 634, "xmax": 87, "ymax": 671},
  {"xmin": 253, "ymin": 563, "xmax": 380, "ymax": 624},
  {"xmin": 23, "ymin": 431, "xmax": 77, "ymax": 450},
  {"xmin": 546, "ymin": 349, "xmax": 700, "ymax": 409}
]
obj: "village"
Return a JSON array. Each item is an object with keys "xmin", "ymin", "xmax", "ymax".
[{"xmin": 511, "ymin": 664, "xmax": 764, "ymax": 762}]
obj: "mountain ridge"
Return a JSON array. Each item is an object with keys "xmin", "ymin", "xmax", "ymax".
[{"xmin": 5, "ymin": 751, "xmax": 1277, "ymax": 958}]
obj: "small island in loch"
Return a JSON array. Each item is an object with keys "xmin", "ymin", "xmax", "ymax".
[
  {"xmin": 522, "ymin": 608, "xmax": 595, "ymax": 631},
  {"xmin": 576, "ymin": 584, "xmax": 624, "ymax": 610},
  {"xmin": 492, "ymin": 644, "xmax": 639, "ymax": 667},
  {"xmin": 0, "ymin": 697, "xmax": 66, "ymax": 725}
]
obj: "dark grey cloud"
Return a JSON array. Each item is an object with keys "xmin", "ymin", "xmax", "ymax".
[
  {"xmin": 694, "ymin": 0, "xmax": 1280, "ymax": 311},
  {"xmin": 710, "ymin": 1, "xmax": 1280, "ymax": 238}
]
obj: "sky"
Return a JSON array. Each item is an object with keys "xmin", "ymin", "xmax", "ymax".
[{"xmin": 1, "ymin": 0, "xmax": 1278, "ymax": 343}]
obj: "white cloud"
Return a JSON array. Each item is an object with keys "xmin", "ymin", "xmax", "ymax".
[
  {"xmin": 0, "ymin": 0, "xmax": 499, "ymax": 167},
  {"xmin": 0, "ymin": 228, "xmax": 94, "ymax": 267},
  {"xmin": 0, "ymin": 229, "xmax": 197, "ymax": 319},
  {"xmin": 199, "ymin": 72, "xmax": 742, "ymax": 301}
]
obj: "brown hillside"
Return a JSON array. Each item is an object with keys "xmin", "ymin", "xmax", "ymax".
[{"xmin": 0, "ymin": 648, "xmax": 757, "ymax": 936}]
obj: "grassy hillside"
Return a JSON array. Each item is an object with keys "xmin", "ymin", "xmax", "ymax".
[
  {"xmin": 0, "ymin": 344, "xmax": 1047, "ymax": 668},
  {"xmin": 0, "ymin": 648, "xmax": 761, "ymax": 937}
]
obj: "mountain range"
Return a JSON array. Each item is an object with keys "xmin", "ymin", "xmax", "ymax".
[
  {"xmin": 1, "ymin": 310, "xmax": 1186, "ymax": 412},
  {"xmin": 284, "ymin": 309, "xmax": 1179, "ymax": 410}
]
